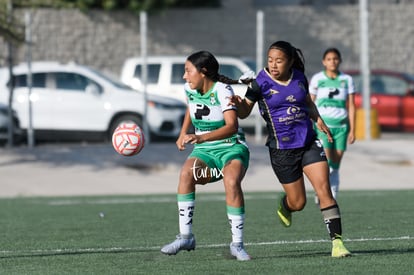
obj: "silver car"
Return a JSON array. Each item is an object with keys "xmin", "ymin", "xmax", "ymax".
[{"xmin": 0, "ymin": 62, "xmax": 186, "ymax": 142}]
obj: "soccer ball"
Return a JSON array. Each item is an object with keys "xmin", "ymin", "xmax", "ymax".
[{"xmin": 112, "ymin": 123, "xmax": 145, "ymax": 156}]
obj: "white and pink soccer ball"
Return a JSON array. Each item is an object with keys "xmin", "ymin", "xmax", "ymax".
[{"xmin": 112, "ymin": 123, "xmax": 145, "ymax": 156}]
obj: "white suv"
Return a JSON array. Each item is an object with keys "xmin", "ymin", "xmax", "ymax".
[
  {"xmin": 120, "ymin": 55, "xmax": 265, "ymax": 129},
  {"xmin": 0, "ymin": 61, "xmax": 186, "ymax": 141}
]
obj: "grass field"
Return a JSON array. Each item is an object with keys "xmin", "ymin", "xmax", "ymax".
[{"xmin": 0, "ymin": 190, "xmax": 413, "ymax": 274}]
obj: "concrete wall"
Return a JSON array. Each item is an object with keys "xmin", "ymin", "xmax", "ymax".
[{"xmin": 1, "ymin": 1, "xmax": 413, "ymax": 79}]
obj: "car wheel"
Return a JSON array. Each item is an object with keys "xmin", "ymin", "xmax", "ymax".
[{"xmin": 108, "ymin": 115, "xmax": 144, "ymax": 141}]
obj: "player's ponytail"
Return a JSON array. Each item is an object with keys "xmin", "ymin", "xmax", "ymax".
[
  {"xmin": 187, "ymin": 50, "xmax": 251, "ymax": 85},
  {"xmin": 217, "ymin": 74, "xmax": 239, "ymax": 85},
  {"xmin": 292, "ymin": 48, "xmax": 305, "ymax": 73}
]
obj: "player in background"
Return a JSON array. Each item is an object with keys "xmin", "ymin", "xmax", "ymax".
[
  {"xmin": 228, "ymin": 41, "xmax": 352, "ymax": 257},
  {"xmin": 309, "ymin": 48, "xmax": 356, "ymax": 202},
  {"xmin": 160, "ymin": 50, "xmax": 251, "ymax": 261}
]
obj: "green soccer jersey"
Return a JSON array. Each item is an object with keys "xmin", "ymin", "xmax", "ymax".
[
  {"xmin": 184, "ymin": 82, "xmax": 247, "ymax": 149},
  {"xmin": 309, "ymin": 71, "xmax": 355, "ymax": 128}
]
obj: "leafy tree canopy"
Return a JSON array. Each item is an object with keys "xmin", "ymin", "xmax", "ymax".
[
  {"xmin": 9, "ymin": 0, "xmax": 221, "ymax": 13},
  {"xmin": 0, "ymin": 0, "xmax": 220, "ymax": 43}
]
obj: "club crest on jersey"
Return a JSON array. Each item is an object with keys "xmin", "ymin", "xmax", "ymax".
[
  {"xmin": 210, "ymin": 93, "xmax": 216, "ymax": 105},
  {"xmin": 285, "ymin": 95, "xmax": 296, "ymax": 102}
]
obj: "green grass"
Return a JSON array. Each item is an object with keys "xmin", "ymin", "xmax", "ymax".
[{"xmin": 0, "ymin": 190, "xmax": 413, "ymax": 274}]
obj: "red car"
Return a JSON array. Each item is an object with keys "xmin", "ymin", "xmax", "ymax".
[{"xmin": 345, "ymin": 69, "xmax": 414, "ymax": 132}]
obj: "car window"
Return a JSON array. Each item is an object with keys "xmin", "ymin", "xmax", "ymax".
[
  {"xmin": 350, "ymin": 74, "xmax": 407, "ymax": 96},
  {"xmin": 351, "ymin": 74, "xmax": 362, "ymax": 92},
  {"xmin": 133, "ymin": 64, "xmax": 160, "ymax": 84},
  {"xmin": 219, "ymin": 64, "xmax": 243, "ymax": 80},
  {"xmin": 12, "ymin": 73, "xmax": 46, "ymax": 88},
  {"xmin": 172, "ymin": 63, "xmax": 185, "ymax": 84},
  {"xmin": 370, "ymin": 76, "xmax": 386, "ymax": 94},
  {"xmin": 376, "ymin": 75, "xmax": 407, "ymax": 96},
  {"xmin": 55, "ymin": 72, "xmax": 89, "ymax": 91}
]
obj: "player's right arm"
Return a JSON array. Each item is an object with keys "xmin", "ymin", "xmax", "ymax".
[
  {"xmin": 228, "ymin": 81, "xmax": 256, "ymax": 119},
  {"xmin": 176, "ymin": 108, "xmax": 192, "ymax": 151},
  {"xmin": 229, "ymin": 96, "xmax": 255, "ymax": 119}
]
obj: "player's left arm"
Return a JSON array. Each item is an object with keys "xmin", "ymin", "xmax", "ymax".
[
  {"xmin": 200, "ymin": 109, "xmax": 238, "ymax": 140},
  {"xmin": 184, "ymin": 86, "xmax": 239, "ymax": 144},
  {"xmin": 347, "ymin": 75, "xmax": 356, "ymax": 144},
  {"xmin": 306, "ymin": 93, "xmax": 333, "ymax": 143},
  {"xmin": 347, "ymin": 94, "xmax": 356, "ymax": 144},
  {"xmin": 184, "ymin": 109, "xmax": 238, "ymax": 144}
]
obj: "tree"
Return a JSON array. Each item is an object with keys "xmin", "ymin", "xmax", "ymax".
[
  {"xmin": 0, "ymin": 0, "xmax": 72, "ymax": 44},
  {"xmin": 0, "ymin": 0, "xmax": 221, "ymax": 44}
]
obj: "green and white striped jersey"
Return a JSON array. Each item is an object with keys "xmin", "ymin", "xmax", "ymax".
[
  {"xmin": 309, "ymin": 71, "xmax": 355, "ymax": 127},
  {"xmin": 184, "ymin": 82, "xmax": 247, "ymax": 149}
]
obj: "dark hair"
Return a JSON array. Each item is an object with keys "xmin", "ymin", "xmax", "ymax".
[
  {"xmin": 186, "ymin": 51, "xmax": 240, "ymax": 84},
  {"xmin": 268, "ymin": 41, "xmax": 306, "ymax": 73},
  {"xmin": 323, "ymin": 47, "xmax": 342, "ymax": 61}
]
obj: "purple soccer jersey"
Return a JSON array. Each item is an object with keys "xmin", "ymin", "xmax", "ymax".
[{"xmin": 245, "ymin": 68, "xmax": 316, "ymax": 149}]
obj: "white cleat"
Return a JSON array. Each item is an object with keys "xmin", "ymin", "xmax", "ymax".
[{"xmin": 161, "ymin": 234, "xmax": 196, "ymax": 255}]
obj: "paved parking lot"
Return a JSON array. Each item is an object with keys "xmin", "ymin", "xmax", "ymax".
[{"xmin": 0, "ymin": 133, "xmax": 413, "ymax": 198}]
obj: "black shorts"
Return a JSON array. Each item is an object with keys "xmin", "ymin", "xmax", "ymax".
[{"xmin": 268, "ymin": 139, "xmax": 327, "ymax": 184}]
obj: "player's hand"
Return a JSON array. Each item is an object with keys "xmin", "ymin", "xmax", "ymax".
[
  {"xmin": 176, "ymin": 135, "xmax": 187, "ymax": 151},
  {"xmin": 227, "ymin": 95, "xmax": 243, "ymax": 107},
  {"xmin": 183, "ymin": 134, "xmax": 202, "ymax": 144},
  {"xmin": 316, "ymin": 117, "xmax": 333, "ymax": 143},
  {"xmin": 348, "ymin": 132, "xmax": 356, "ymax": 144}
]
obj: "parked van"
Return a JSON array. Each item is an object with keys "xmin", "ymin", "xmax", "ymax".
[{"xmin": 120, "ymin": 55, "xmax": 265, "ymax": 129}]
